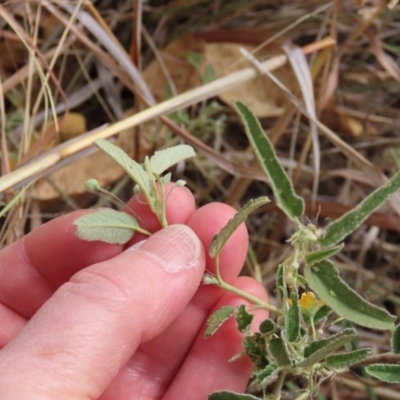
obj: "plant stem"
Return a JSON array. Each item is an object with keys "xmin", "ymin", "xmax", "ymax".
[
  {"xmin": 310, "ymin": 317, "xmax": 317, "ymax": 341},
  {"xmin": 217, "ymin": 279, "xmax": 283, "ymax": 315},
  {"xmin": 135, "ymin": 227, "xmax": 152, "ymax": 236},
  {"xmin": 272, "ymin": 371, "xmax": 286, "ymax": 400},
  {"xmin": 213, "ymin": 256, "xmax": 282, "ymax": 314}
]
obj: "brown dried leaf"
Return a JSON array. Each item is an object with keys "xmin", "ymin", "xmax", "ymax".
[
  {"xmin": 142, "ymin": 34, "xmax": 204, "ymax": 101},
  {"xmin": 31, "ymin": 110, "xmax": 162, "ymax": 200},
  {"xmin": 204, "ymin": 43, "xmax": 294, "ymax": 117}
]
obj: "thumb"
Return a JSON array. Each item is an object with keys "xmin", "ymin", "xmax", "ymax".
[{"xmin": 0, "ymin": 224, "xmax": 205, "ymax": 399}]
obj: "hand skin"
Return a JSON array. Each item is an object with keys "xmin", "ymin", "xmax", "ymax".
[{"xmin": 0, "ymin": 185, "xmax": 268, "ymax": 399}]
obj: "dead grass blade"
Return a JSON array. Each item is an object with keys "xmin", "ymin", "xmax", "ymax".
[
  {"xmin": 0, "ymin": 54, "xmax": 287, "ymax": 192},
  {"xmin": 238, "ymin": 43, "xmax": 400, "ymax": 215},
  {"xmin": 283, "ymin": 43, "xmax": 320, "ymax": 207}
]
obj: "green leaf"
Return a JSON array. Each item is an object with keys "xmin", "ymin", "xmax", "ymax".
[
  {"xmin": 313, "ymin": 304, "xmax": 332, "ymax": 325},
  {"xmin": 259, "ymin": 319, "xmax": 275, "ymax": 335},
  {"xmin": 209, "ymin": 392, "xmax": 260, "ymax": 400},
  {"xmin": 204, "ymin": 306, "xmax": 235, "ymax": 338},
  {"xmin": 326, "ymin": 348, "xmax": 372, "ymax": 369},
  {"xmin": 74, "ymin": 210, "xmax": 140, "ymax": 244},
  {"xmin": 149, "ymin": 145, "xmax": 195, "ymax": 175},
  {"xmin": 268, "ymin": 332, "xmax": 292, "ymax": 367},
  {"xmin": 256, "ymin": 362, "xmax": 278, "ymax": 383},
  {"xmin": 209, "ymin": 196, "xmax": 269, "ymax": 258},
  {"xmin": 235, "ymin": 101, "xmax": 304, "ymax": 220},
  {"xmin": 235, "ymin": 305, "xmax": 254, "ymax": 333},
  {"xmin": 243, "ymin": 332, "xmax": 269, "ymax": 369},
  {"xmin": 321, "ymin": 170, "xmax": 400, "ymax": 247},
  {"xmin": 203, "ymin": 64, "xmax": 216, "ymax": 84},
  {"xmin": 391, "ymin": 325, "xmax": 400, "ymax": 354},
  {"xmin": 94, "ymin": 139, "xmax": 153, "ymax": 205},
  {"xmin": 186, "ymin": 51, "xmax": 202, "ymax": 70},
  {"xmin": 276, "ymin": 264, "xmax": 288, "ymax": 306},
  {"xmin": 286, "ymin": 291, "xmax": 300, "ymax": 342},
  {"xmin": 298, "ymin": 328, "xmax": 357, "ymax": 368},
  {"xmin": 305, "ymin": 244, "xmax": 343, "ymax": 266},
  {"xmin": 305, "ymin": 260, "xmax": 396, "ymax": 330},
  {"xmin": 366, "ymin": 364, "xmax": 400, "ymax": 383}
]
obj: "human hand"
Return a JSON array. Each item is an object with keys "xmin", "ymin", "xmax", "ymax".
[{"xmin": 0, "ymin": 185, "xmax": 268, "ymax": 399}]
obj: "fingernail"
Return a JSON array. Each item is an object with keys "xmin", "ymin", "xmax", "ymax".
[{"xmin": 128, "ymin": 225, "xmax": 203, "ymax": 273}]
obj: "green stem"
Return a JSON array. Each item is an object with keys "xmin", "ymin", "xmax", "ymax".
[
  {"xmin": 217, "ymin": 279, "xmax": 283, "ymax": 315},
  {"xmin": 134, "ymin": 227, "xmax": 152, "ymax": 236},
  {"xmin": 310, "ymin": 317, "xmax": 316, "ymax": 341},
  {"xmin": 272, "ymin": 371, "xmax": 286, "ymax": 400},
  {"xmin": 214, "ymin": 256, "xmax": 282, "ymax": 314}
]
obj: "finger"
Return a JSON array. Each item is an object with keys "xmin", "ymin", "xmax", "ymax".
[
  {"xmin": 0, "ymin": 304, "xmax": 26, "ymax": 348},
  {"xmin": 98, "ymin": 203, "xmax": 250, "ymax": 399},
  {"xmin": 0, "ymin": 211, "xmax": 122, "ymax": 319},
  {"xmin": 0, "ymin": 224, "xmax": 205, "ymax": 399},
  {"xmin": 122, "ymin": 184, "xmax": 195, "ymax": 246},
  {"xmin": 163, "ymin": 277, "xmax": 269, "ymax": 400},
  {"xmin": 0, "ymin": 186, "xmax": 195, "ymax": 319}
]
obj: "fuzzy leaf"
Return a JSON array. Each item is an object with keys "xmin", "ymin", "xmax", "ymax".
[
  {"xmin": 305, "ymin": 244, "xmax": 343, "ymax": 266},
  {"xmin": 321, "ymin": 170, "xmax": 400, "ymax": 247},
  {"xmin": 235, "ymin": 101, "xmax": 304, "ymax": 220},
  {"xmin": 243, "ymin": 332, "xmax": 269, "ymax": 370},
  {"xmin": 259, "ymin": 319, "xmax": 275, "ymax": 335},
  {"xmin": 235, "ymin": 305, "xmax": 254, "ymax": 333},
  {"xmin": 74, "ymin": 210, "xmax": 139, "ymax": 244},
  {"xmin": 268, "ymin": 331, "xmax": 292, "ymax": 367},
  {"xmin": 286, "ymin": 291, "xmax": 300, "ymax": 342},
  {"xmin": 313, "ymin": 305, "xmax": 332, "ymax": 325},
  {"xmin": 326, "ymin": 348, "xmax": 372, "ymax": 369},
  {"xmin": 391, "ymin": 325, "xmax": 400, "ymax": 354},
  {"xmin": 305, "ymin": 260, "xmax": 396, "ymax": 330},
  {"xmin": 298, "ymin": 328, "xmax": 357, "ymax": 367},
  {"xmin": 149, "ymin": 145, "xmax": 195, "ymax": 175},
  {"xmin": 209, "ymin": 197, "xmax": 269, "ymax": 258},
  {"xmin": 366, "ymin": 364, "xmax": 400, "ymax": 383},
  {"xmin": 209, "ymin": 392, "xmax": 260, "ymax": 400},
  {"xmin": 94, "ymin": 139, "xmax": 152, "ymax": 202},
  {"xmin": 256, "ymin": 362, "xmax": 278, "ymax": 383},
  {"xmin": 276, "ymin": 264, "xmax": 288, "ymax": 306},
  {"xmin": 204, "ymin": 306, "xmax": 235, "ymax": 338}
]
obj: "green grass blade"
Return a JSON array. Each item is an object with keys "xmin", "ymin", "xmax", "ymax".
[
  {"xmin": 321, "ymin": 170, "xmax": 400, "ymax": 247},
  {"xmin": 305, "ymin": 260, "xmax": 396, "ymax": 330},
  {"xmin": 0, "ymin": 181, "xmax": 34, "ymax": 219},
  {"xmin": 235, "ymin": 101, "xmax": 304, "ymax": 220}
]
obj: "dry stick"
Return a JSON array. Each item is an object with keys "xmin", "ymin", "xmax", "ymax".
[{"xmin": 0, "ymin": 55, "xmax": 287, "ymax": 193}]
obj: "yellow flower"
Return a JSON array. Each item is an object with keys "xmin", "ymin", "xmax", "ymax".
[
  {"xmin": 299, "ymin": 292, "xmax": 324, "ymax": 318},
  {"xmin": 287, "ymin": 292, "xmax": 324, "ymax": 318}
]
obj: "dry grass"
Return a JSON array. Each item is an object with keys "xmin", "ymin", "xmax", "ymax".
[{"xmin": 1, "ymin": 0, "xmax": 400, "ymax": 398}]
